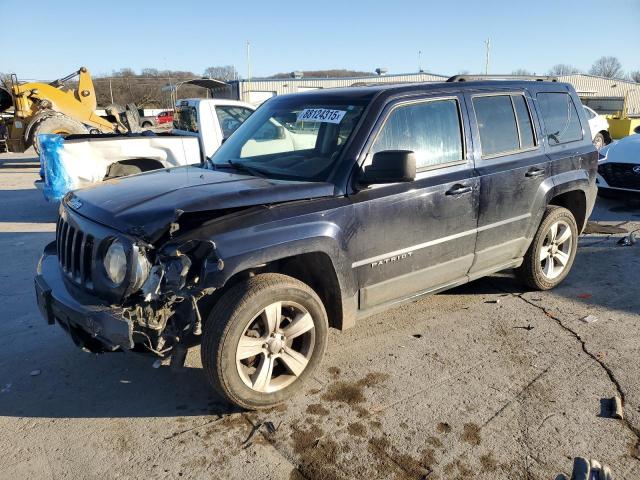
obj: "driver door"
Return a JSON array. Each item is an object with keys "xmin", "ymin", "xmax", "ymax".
[{"xmin": 349, "ymin": 94, "xmax": 479, "ymax": 310}]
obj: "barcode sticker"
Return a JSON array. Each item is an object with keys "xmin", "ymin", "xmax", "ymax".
[{"xmin": 296, "ymin": 108, "xmax": 347, "ymax": 124}]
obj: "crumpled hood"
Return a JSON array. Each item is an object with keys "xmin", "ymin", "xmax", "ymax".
[{"xmin": 67, "ymin": 165, "xmax": 335, "ymax": 241}]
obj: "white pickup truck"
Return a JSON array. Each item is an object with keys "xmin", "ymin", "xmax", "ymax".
[{"xmin": 39, "ymin": 98, "xmax": 256, "ymax": 201}]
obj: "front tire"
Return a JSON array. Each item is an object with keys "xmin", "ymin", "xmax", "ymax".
[
  {"xmin": 31, "ymin": 114, "xmax": 89, "ymax": 154},
  {"xmin": 201, "ymin": 273, "xmax": 328, "ymax": 409},
  {"xmin": 517, "ymin": 206, "xmax": 578, "ymax": 290}
]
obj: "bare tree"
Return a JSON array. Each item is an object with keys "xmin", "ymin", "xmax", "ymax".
[
  {"xmin": 512, "ymin": 69, "xmax": 532, "ymax": 76},
  {"xmin": 547, "ymin": 64, "xmax": 581, "ymax": 76},
  {"xmin": 0, "ymin": 72, "xmax": 11, "ymax": 90},
  {"xmin": 629, "ymin": 71, "xmax": 640, "ymax": 83},
  {"xmin": 590, "ymin": 56, "xmax": 623, "ymax": 78},
  {"xmin": 203, "ymin": 66, "xmax": 238, "ymax": 81}
]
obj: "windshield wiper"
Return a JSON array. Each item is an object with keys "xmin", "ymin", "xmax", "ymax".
[{"xmin": 216, "ymin": 159, "xmax": 268, "ymax": 178}]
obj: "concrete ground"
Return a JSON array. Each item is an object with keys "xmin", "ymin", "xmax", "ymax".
[{"xmin": 0, "ymin": 151, "xmax": 639, "ymax": 480}]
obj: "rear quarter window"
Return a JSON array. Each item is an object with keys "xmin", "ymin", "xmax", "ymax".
[
  {"xmin": 536, "ymin": 92, "xmax": 583, "ymax": 145},
  {"xmin": 173, "ymin": 106, "xmax": 198, "ymax": 132}
]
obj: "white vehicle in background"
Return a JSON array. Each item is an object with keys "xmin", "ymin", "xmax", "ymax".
[
  {"xmin": 38, "ymin": 98, "xmax": 256, "ymax": 201},
  {"xmin": 597, "ymin": 127, "xmax": 640, "ymax": 194},
  {"xmin": 583, "ymin": 105, "xmax": 611, "ymax": 150}
]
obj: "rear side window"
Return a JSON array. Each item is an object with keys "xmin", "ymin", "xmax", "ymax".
[
  {"xmin": 372, "ymin": 99, "xmax": 463, "ymax": 170},
  {"xmin": 536, "ymin": 93, "xmax": 583, "ymax": 145},
  {"xmin": 473, "ymin": 96, "xmax": 519, "ymax": 156}
]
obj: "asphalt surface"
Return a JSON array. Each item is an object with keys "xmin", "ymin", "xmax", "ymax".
[{"xmin": 0, "ymin": 151, "xmax": 639, "ymax": 479}]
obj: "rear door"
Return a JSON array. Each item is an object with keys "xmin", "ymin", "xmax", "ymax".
[
  {"xmin": 349, "ymin": 93, "xmax": 479, "ymax": 310},
  {"xmin": 536, "ymin": 89, "xmax": 593, "ymax": 187},
  {"xmin": 465, "ymin": 90, "xmax": 550, "ymax": 277}
]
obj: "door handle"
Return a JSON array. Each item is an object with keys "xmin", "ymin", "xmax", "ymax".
[
  {"xmin": 445, "ymin": 184, "xmax": 472, "ymax": 196},
  {"xmin": 525, "ymin": 168, "xmax": 545, "ymax": 178}
]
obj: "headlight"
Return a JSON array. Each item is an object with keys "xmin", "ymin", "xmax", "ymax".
[
  {"xmin": 131, "ymin": 248, "xmax": 151, "ymax": 292},
  {"xmin": 103, "ymin": 239, "xmax": 151, "ymax": 293},
  {"xmin": 103, "ymin": 240, "xmax": 127, "ymax": 285}
]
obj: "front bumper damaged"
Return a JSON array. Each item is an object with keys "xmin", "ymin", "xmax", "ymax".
[{"xmin": 35, "ymin": 241, "xmax": 134, "ymax": 353}]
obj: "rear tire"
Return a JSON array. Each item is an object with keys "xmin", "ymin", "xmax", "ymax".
[
  {"xmin": 201, "ymin": 273, "xmax": 328, "ymax": 410},
  {"xmin": 31, "ymin": 115, "xmax": 88, "ymax": 154},
  {"xmin": 517, "ymin": 206, "xmax": 578, "ymax": 290}
]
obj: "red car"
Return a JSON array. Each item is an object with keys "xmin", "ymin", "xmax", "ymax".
[{"xmin": 156, "ymin": 110, "xmax": 174, "ymax": 124}]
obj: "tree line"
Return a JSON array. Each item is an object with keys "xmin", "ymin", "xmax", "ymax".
[
  {"xmin": 2, "ymin": 59, "xmax": 639, "ymax": 110},
  {"xmin": 512, "ymin": 56, "xmax": 640, "ymax": 82}
]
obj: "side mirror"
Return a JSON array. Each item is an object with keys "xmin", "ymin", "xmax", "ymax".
[
  {"xmin": 634, "ymin": 125, "xmax": 640, "ymax": 135},
  {"xmin": 360, "ymin": 150, "xmax": 416, "ymax": 185}
]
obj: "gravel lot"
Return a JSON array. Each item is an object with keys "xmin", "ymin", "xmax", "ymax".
[{"xmin": 0, "ymin": 151, "xmax": 639, "ymax": 479}]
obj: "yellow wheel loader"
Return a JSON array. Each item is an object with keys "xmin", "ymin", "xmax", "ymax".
[{"xmin": 0, "ymin": 67, "xmax": 124, "ymax": 153}]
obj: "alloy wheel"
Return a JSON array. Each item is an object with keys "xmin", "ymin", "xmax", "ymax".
[
  {"xmin": 235, "ymin": 301, "xmax": 315, "ymax": 393},
  {"xmin": 539, "ymin": 220, "xmax": 573, "ymax": 280}
]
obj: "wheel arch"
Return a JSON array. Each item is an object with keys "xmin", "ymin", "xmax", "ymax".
[
  {"xmin": 548, "ymin": 189, "xmax": 587, "ymax": 233},
  {"xmin": 201, "ymin": 243, "xmax": 354, "ymax": 331}
]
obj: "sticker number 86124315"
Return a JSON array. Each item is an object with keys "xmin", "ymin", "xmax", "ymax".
[{"xmin": 296, "ymin": 108, "xmax": 347, "ymax": 124}]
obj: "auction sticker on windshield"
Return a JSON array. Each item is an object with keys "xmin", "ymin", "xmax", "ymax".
[{"xmin": 297, "ymin": 108, "xmax": 347, "ymax": 124}]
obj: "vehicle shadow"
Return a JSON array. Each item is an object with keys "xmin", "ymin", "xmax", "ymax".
[
  {"xmin": 0, "ymin": 189, "xmax": 59, "ymax": 224},
  {"xmin": 0, "ymin": 346, "xmax": 242, "ymax": 418}
]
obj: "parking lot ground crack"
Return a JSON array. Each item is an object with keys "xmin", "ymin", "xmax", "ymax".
[{"xmin": 509, "ymin": 290, "xmax": 640, "ymax": 458}]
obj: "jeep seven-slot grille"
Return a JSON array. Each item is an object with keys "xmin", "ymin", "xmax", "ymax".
[
  {"xmin": 56, "ymin": 216, "xmax": 94, "ymax": 286},
  {"xmin": 599, "ymin": 163, "xmax": 640, "ymax": 190}
]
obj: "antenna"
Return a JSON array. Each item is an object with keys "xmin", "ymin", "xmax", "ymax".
[{"xmin": 485, "ymin": 38, "xmax": 491, "ymax": 75}]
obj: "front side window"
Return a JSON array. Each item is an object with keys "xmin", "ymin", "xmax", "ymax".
[
  {"xmin": 371, "ymin": 99, "xmax": 463, "ymax": 170},
  {"xmin": 210, "ymin": 99, "xmax": 366, "ymax": 181},
  {"xmin": 215, "ymin": 106, "xmax": 254, "ymax": 138},
  {"xmin": 537, "ymin": 92, "xmax": 583, "ymax": 145}
]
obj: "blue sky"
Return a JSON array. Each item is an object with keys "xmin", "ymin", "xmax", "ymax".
[{"xmin": 1, "ymin": 0, "xmax": 638, "ymax": 80}]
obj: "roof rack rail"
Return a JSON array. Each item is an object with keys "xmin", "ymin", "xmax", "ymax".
[{"xmin": 446, "ymin": 75, "xmax": 558, "ymax": 83}]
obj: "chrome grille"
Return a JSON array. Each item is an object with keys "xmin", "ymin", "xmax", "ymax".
[{"xmin": 56, "ymin": 216, "xmax": 94, "ymax": 286}]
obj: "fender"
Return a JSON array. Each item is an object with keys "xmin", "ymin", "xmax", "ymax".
[{"xmin": 201, "ymin": 216, "xmax": 357, "ymax": 299}]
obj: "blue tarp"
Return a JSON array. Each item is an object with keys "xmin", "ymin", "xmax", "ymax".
[{"xmin": 40, "ymin": 134, "xmax": 73, "ymax": 202}]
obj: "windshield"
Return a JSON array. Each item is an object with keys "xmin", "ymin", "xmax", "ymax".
[{"xmin": 210, "ymin": 98, "xmax": 366, "ymax": 181}]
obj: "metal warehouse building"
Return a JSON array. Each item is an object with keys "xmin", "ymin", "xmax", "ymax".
[{"xmin": 215, "ymin": 72, "xmax": 640, "ymax": 116}]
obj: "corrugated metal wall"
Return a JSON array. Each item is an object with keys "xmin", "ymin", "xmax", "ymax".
[
  {"xmin": 231, "ymin": 73, "xmax": 640, "ymax": 116},
  {"xmin": 558, "ymin": 74, "xmax": 640, "ymax": 115},
  {"xmin": 235, "ymin": 73, "xmax": 448, "ymax": 104}
]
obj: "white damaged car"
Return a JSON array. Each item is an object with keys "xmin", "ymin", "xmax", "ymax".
[{"xmin": 597, "ymin": 128, "xmax": 640, "ymax": 193}]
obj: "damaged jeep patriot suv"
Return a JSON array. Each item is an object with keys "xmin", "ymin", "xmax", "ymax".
[{"xmin": 35, "ymin": 76, "xmax": 597, "ymax": 409}]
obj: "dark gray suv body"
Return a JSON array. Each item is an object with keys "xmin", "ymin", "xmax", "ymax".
[{"xmin": 35, "ymin": 77, "xmax": 597, "ymax": 408}]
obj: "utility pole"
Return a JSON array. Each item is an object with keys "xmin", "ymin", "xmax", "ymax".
[
  {"xmin": 484, "ymin": 38, "xmax": 491, "ymax": 75},
  {"xmin": 246, "ymin": 41, "xmax": 252, "ymax": 82},
  {"xmin": 418, "ymin": 50, "xmax": 423, "ymax": 72},
  {"xmin": 109, "ymin": 78, "xmax": 114, "ymax": 104}
]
